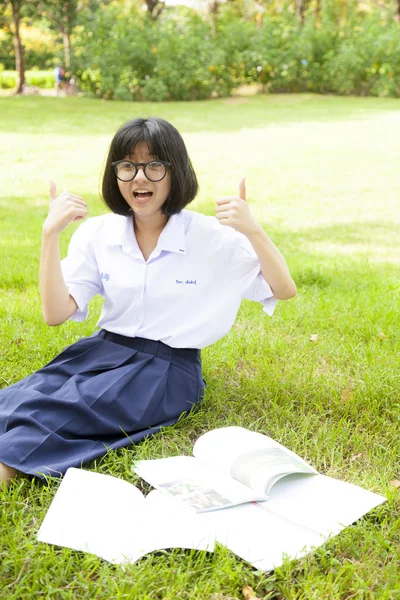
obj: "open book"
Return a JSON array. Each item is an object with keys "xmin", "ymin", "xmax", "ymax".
[
  {"xmin": 37, "ymin": 427, "xmax": 386, "ymax": 572},
  {"xmin": 133, "ymin": 426, "xmax": 319, "ymax": 512}
]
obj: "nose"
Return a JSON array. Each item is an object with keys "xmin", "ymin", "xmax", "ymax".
[{"xmin": 133, "ymin": 166, "xmax": 147, "ymax": 182}]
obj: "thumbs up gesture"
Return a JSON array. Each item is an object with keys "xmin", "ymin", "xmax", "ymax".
[
  {"xmin": 215, "ymin": 177, "xmax": 261, "ymax": 237},
  {"xmin": 43, "ymin": 181, "xmax": 88, "ymax": 236}
]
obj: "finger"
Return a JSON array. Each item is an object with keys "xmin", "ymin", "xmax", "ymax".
[
  {"xmin": 216, "ymin": 196, "xmax": 235, "ymax": 205},
  {"xmin": 66, "ymin": 193, "xmax": 86, "ymax": 202},
  {"xmin": 49, "ymin": 180, "xmax": 57, "ymax": 201},
  {"xmin": 215, "ymin": 203, "xmax": 231, "ymax": 213},
  {"xmin": 238, "ymin": 176, "xmax": 246, "ymax": 201},
  {"xmin": 71, "ymin": 208, "xmax": 88, "ymax": 221},
  {"xmin": 68, "ymin": 196, "xmax": 87, "ymax": 207}
]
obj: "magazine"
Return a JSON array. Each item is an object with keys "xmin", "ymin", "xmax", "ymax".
[{"xmin": 37, "ymin": 427, "xmax": 386, "ymax": 571}]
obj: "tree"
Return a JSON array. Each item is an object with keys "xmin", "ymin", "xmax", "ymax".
[
  {"xmin": 295, "ymin": 0, "xmax": 307, "ymax": 23},
  {"xmin": 32, "ymin": 0, "xmax": 81, "ymax": 68},
  {"xmin": 143, "ymin": 0, "xmax": 165, "ymax": 20},
  {"xmin": 0, "ymin": 0, "xmax": 26, "ymax": 93}
]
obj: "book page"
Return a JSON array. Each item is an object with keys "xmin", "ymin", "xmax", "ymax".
[
  {"xmin": 195, "ymin": 500, "xmax": 324, "ymax": 572},
  {"xmin": 264, "ymin": 473, "xmax": 386, "ymax": 537},
  {"xmin": 193, "ymin": 427, "xmax": 318, "ymax": 495},
  {"xmin": 117, "ymin": 490, "xmax": 214, "ymax": 563},
  {"xmin": 193, "ymin": 474, "xmax": 385, "ymax": 572},
  {"xmin": 37, "ymin": 468, "xmax": 145, "ymax": 563},
  {"xmin": 133, "ymin": 456, "xmax": 267, "ymax": 512},
  {"xmin": 37, "ymin": 468, "xmax": 214, "ymax": 564}
]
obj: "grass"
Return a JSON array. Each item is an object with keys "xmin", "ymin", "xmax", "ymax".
[{"xmin": 0, "ymin": 93, "xmax": 399, "ymax": 599}]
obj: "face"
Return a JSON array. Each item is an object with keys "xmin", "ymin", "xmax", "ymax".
[{"xmin": 116, "ymin": 142, "xmax": 171, "ymax": 224}]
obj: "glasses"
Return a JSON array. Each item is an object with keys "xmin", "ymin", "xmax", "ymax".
[{"xmin": 112, "ymin": 159, "xmax": 170, "ymax": 182}]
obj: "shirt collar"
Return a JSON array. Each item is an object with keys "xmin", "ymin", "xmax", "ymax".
[
  {"xmin": 157, "ymin": 212, "xmax": 186, "ymax": 255},
  {"xmin": 105, "ymin": 212, "xmax": 186, "ymax": 256}
]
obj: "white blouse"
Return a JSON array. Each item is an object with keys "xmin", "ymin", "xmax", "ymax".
[{"xmin": 61, "ymin": 210, "xmax": 277, "ymax": 349}]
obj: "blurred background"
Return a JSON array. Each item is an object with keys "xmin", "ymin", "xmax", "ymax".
[{"xmin": 1, "ymin": 0, "xmax": 400, "ymax": 101}]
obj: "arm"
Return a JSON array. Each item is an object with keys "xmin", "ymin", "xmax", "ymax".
[
  {"xmin": 215, "ymin": 178, "xmax": 296, "ymax": 300},
  {"xmin": 40, "ymin": 181, "xmax": 88, "ymax": 326}
]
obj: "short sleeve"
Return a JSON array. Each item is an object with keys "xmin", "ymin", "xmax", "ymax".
[
  {"xmin": 61, "ymin": 219, "xmax": 103, "ymax": 322},
  {"xmin": 233, "ymin": 235, "xmax": 278, "ymax": 317}
]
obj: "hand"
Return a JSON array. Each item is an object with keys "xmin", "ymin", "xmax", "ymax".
[
  {"xmin": 215, "ymin": 177, "xmax": 261, "ymax": 237},
  {"xmin": 43, "ymin": 180, "xmax": 88, "ymax": 236}
]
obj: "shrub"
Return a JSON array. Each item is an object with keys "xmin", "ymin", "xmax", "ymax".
[
  {"xmin": 0, "ymin": 70, "xmax": 55, "ymax": 90},
  {"xmin": 69, "ymin": 1, "xmax": 400, "ymax": 101}
]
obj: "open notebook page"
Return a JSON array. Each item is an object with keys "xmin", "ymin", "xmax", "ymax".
[
  {"xmin": 263, "ymin": 472, "xmax": 386, "ymax": 536},
  {"xmin": 37, "ymin": 468, "xmax": 214, "ymax": 564},
  {"xmin": 193, "ymin": 427, "xmax": 317, "ymax": 495}
]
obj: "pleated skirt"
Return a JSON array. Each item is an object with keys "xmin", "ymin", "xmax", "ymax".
[{"xmin": 0, "ymin": 330, "xmax": 204, "ymax": 478}]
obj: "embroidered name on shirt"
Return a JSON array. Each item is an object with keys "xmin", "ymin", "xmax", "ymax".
[
  {"xmin": 100, "ymin": 272, "xmax": 111, "ymax": 282},
  {"xmin": 176, "ymin": 279, "xmax": 197, "ymax": 285}
]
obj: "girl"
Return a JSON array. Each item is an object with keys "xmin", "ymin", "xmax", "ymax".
[{"xmin": 0, "ymin": 117, "xmax": 296, "ymax": 487}]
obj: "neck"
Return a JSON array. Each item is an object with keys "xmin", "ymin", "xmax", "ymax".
[{"xmin": 133, "ymin": 213, "xmax": 169, "ymax": 237}]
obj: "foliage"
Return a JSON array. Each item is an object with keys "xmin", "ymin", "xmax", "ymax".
[
  {"xmin": 0, "ymin": 68, "xmax": 54, "ymax": 88},
  {"xmin": 1, "ymin": 0, "xmax": 400, "ymax": 99},
  {"xmin": 72, "ymin": 6, "xmax": 239, "ymax": 101},
  {"xmin": 0, "ymin": 24, "xmax": 58, "ymax": 70}
]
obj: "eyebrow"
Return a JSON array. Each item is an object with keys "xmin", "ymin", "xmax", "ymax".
[{"xmin": 126, "ymin": 155, "xmax": 158, "ymax": 161}]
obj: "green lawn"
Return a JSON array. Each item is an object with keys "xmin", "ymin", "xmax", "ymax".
[{"xmin": 0, "ymin": 94, "xmax": 399, "ymax": 599}]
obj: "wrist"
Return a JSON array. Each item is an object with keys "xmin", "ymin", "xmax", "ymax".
[
  {"xmin": 243, "ymin": 221, "xmax": 264, "ymax": 239},
  {"xmin": 42, "ymin": 222, "xmax": 61, "ymax": 239}
]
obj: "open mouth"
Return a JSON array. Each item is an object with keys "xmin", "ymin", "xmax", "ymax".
[{"xmin": 133, "ymin": 190, "xmax": 153, "ymax": 200}]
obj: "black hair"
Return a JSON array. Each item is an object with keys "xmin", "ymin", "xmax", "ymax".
[{"xmin": 102, "ymin": 117, "xmax": 199, "ymax": 216}]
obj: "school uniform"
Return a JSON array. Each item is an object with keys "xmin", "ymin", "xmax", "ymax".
[{"xmin": 0, "ymin": 210, "xmax": 277, "ymax": 478}]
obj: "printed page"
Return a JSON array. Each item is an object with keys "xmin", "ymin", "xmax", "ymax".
[
  {"xmin": 37, "ymin": 468, "xmax": 214, "ymax": 564},
  {"xmin": 115, "ymin": 490, "xmax": 215, "ymax": 564},
  {"xmin": 193, "ymin": 427, "xmax": 318, "ymax": 495},
  {"xmin": 264, "ymin": 472, "xmax": 386, "ymax": 537},
  {"xmin": 37, "ymin": 468, "xmax": 145, "ymax": 563},
  {"xmin": 195, "ymin": 500, "xmax": 324, "ymax": 572},
  {"xmin": 133, "ymin": 456, "xmax": 267, "ymax": 512}
]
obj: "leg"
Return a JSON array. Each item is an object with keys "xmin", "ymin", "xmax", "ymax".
[{"xmin": 0, "ymin": 461, "xmax": 18, "ymax": 487}]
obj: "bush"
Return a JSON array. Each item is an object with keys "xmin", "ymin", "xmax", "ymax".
[
  {"xmin": 0, "ymin": 70, "xmax": 55, "ymax": 90},
  {"xmin": 72, "ymin": 6, "xmax": 238, "ymax": 101},
  {"xmin": 70, "ymin": 1, "xmax": 400, "ymax": 101}
]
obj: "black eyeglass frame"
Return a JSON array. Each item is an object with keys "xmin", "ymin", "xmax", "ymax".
[{"xmin": 112, "ymin": 159, "xmax": 171, "ymax": 182}]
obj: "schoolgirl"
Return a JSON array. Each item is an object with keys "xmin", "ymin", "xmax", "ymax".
[{"xmin": 0, "ymin": 117, "xmax": 296, "ymax": 487}]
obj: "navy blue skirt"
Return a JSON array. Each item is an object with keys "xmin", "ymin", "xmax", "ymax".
[{"xmin": 0, "ymin": 330, "xmax": 204, "ymax": 478}]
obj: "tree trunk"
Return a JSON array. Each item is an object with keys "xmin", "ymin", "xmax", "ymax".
[
  {"xmin": 11, "ymin": 0, "xmax": 25, "ymax": 94},
  {"xmin": 145, "ymin": 0, "xmax": 164, "ymax": 20},
  {"xmin": 315, "ymin": 0, "xmax": 321, "ymax": 26},
  {"xmin": 295, "ymin": 0, "xmax": 306, "ymax": 24},
  {"xmin": 62, "ymin": 31, "xmax": 71, "ymax": 69}
]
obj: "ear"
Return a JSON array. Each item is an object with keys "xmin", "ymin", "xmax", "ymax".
[{"xmin": 239, "ymin": 176, "xmax": 246, "ymax": 201}]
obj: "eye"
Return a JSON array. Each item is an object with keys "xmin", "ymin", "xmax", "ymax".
[
  {"xmin": 120, "ymin": 161, "xmax": 135, "ymax": 170},
  {"xmin": 148, "ymin": 161, "xmax": 163, "ymax": 169}
]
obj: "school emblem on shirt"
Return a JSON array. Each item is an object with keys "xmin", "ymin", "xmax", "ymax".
[{"xmin": 101, "ymin": 272, "xmax": 111, "ymax": 282}]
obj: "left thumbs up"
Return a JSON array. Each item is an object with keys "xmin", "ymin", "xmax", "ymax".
[
  {"xmin": 215, "ymin": 176, "xmax": 259, "ymax": 236},
  {"xmin": 238, "ymin": 176, "xmax": 247, "ymax": 202}
]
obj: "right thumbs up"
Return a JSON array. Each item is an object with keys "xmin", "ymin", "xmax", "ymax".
[
  {"xmin": 43, "ymin": 181, "xmax": 88, "ymax": 236},
  {"xmin": 49, "ymin": 180, "xmax": 57, "ymax": 201}
]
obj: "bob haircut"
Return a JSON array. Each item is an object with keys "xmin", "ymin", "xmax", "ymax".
[{"xmin": 102, "ymin": 117, "xmax": 199, "ymax": 216}]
